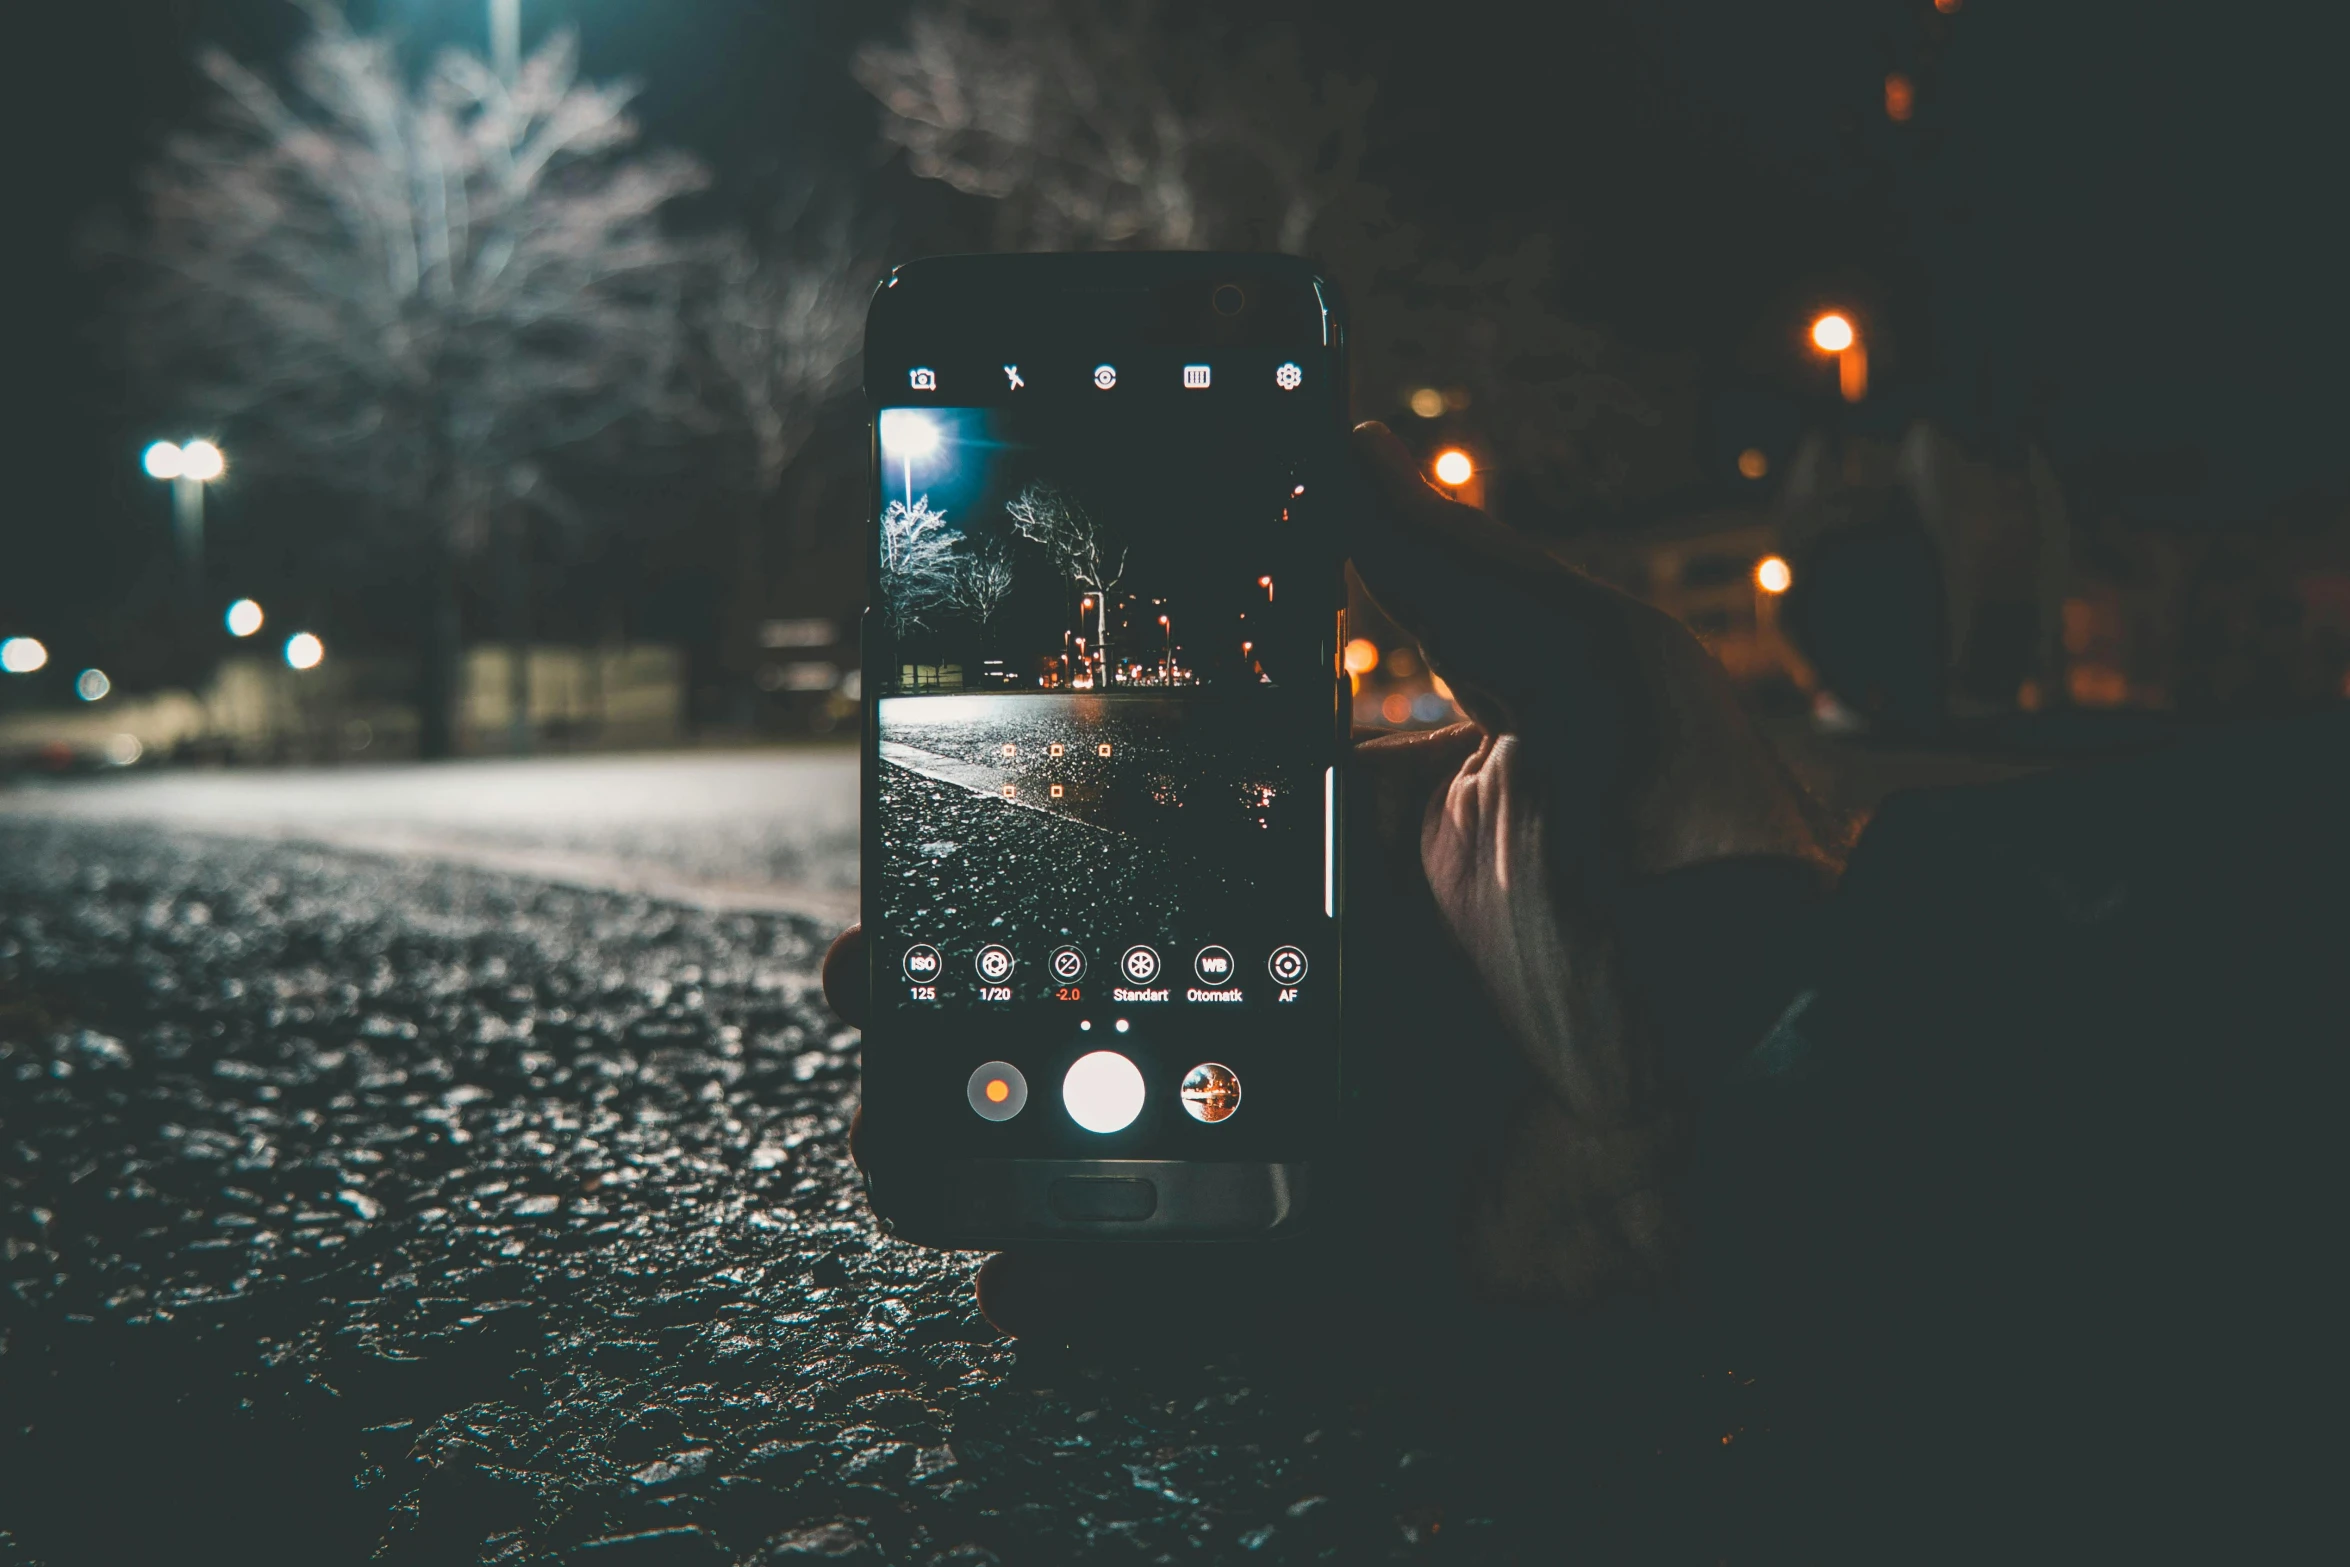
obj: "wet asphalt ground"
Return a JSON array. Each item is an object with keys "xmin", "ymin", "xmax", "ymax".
[{"xmin": 0, "ymin": 756, "xmax": 1790, "ymax": 1565}]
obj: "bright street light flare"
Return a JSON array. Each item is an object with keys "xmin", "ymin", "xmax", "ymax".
[
  {"xmin": 143, "ymin": 441, "xmax": 185, "ymax": 480},
  {"xmin": 179, "ymin": 440, "xmax": 226, "ymax": 482},
  {"xmin": 284, "ymin": 632, "xmax": 325, "ymax": 670},
  {"xmin": 1432, "ymin": 449, "xmax": 1474, "ymax": 487},
  {"xmin": 76, "ymin": 669, "xmax": 111, "ymax": 702},
  {"xmin": 226, "ymin": 599, "xmax": 265, "ymax": 637},
  {"xmin": 1342, "ymin": 637, "xmax": 1380, "ymax": 675},
  {"xmin": 1756, "ymin": 556, "xmax": 1793, "ymax": 595},
  {"xmin": 1811, "ymin": 313, "xmax": 1855, "ymax": 353},
  {"xmin": 1, "ymin": 637, "xmax": 48, "ymax": 675}
]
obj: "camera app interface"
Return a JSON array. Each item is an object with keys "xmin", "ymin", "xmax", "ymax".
[{"xmin": 872, "ymin": 356, "xmax": 1334, "ymax": 1048}]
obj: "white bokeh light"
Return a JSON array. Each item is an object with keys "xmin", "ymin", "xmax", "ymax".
[
  {"xmin": 284, "ymin": 632, "xmax": 324, "ymax": 670},
  {"xmin": 1, "ymin": 637, "xmax": 49, "ymax": 675},
  {"xmin": 142, "ymin": 441, "xmax": 185, "ymax": 480},
  {"xmin": 75, "ymin": 669, "xmax": 111, "ymax": 702},
  {"xmin": 1062, "ymin": 1050, "xmax": 1147, "ymax": 1134},
  {"xmin": 178, "ymin": 440, "xmax": 226, "ymax": 482},
  {"xmin": 225, "ymin": 599, "xmax": 265, "ymax": 637}
]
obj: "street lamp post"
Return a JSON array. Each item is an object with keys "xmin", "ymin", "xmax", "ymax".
[
  {"xmin": 490, "ymin": 0, "xmax": 521, "ymax": 81},
  {"xmin": 143, "ymin": 440, "xmax": 225, "ymax": 597},
  {"xmin": 1810, "ymin": 312, "xmax": 1868, "ymax": 403}
]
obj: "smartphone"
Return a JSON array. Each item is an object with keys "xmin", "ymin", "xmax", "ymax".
[{"xmin": 857, "ymin": 253, "xmax": 1349, "ymax": 1246}]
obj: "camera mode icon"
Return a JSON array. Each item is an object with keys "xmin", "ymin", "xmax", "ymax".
[
  {"xmin": 1268, "ymin": 945, "xmax": 1308, "ymax": 985},
  {"xmin": 974, "ymin": 944, "xmax": 1016, "ymax": 983},
  {"xmin": 902, "ymin": 943, "xmax": 943, "ymax": 982},
  {"xmin": 908, "ymin": 367, "xmax": 937, "ymax": 391},
  {"xmin": 1120, "ymin": 945, "xmax": 1162, "ymax": 985},
  {"xmin": 1049, "ymin": 945, "xmax": 1087, "ymax": 983},
  {"xmin": 1193, "ymin": 945, "xmax": 1235, "ymax": 984}
]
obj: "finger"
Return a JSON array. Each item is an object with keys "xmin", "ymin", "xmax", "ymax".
[
  {"xmin": 822, "ymin": 924, "xmax": 867, "ymax": 1030},
  {"xmin": 1352, "ymin": 721, "xmax": 1487, "ymax": 876},
  {"xmin": 1347, "ymin": 421, "xmax": 1640, "ymax": 740}
]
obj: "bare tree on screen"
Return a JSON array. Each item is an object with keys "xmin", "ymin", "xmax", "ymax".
[
  {"xmin": 1005, "ymin": 482, "xmax": 1125, "ymax": 671},
  {"xmin": 880, "ymin": 497, "xmax": 964, "ymax": 635},
  {"xmin": 124, "ymin": 8, "xmax": 706, "ymax": 756},
  {"xmin": 944, "ymin": 546, "xmax": 1018, "ymax": 649}
]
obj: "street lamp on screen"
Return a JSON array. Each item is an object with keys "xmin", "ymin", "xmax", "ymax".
[
  {"xmin": 1810, "ymin": 313, "xmax": 1855, "ymax": 353},
  {"xmin": 284, "ymin": 632, "xmax": 324, "ymax": 671},
  {"xmin": 1432, "ymin": 449, "xmax": 1474, "ymax": 487},
  {"xmin": 1755, "ymin": 556, "xmax": 1793, "ymax": 595},
  {"xmin": 879, "ymin": 409, "xmax": 943, "ymax": 507},
  {"xmin": 1, "ymin": 638, "xmax": 49, "ymax": 675},
  {"xmin": 225, "ymin": 599, "xmax": 265, "ymax": 638}
]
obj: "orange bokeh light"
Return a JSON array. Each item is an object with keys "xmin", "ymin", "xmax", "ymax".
[
  {"xmin": 1342, "ymin": 637, "xmax": 1380, "ymax": 675},
  {"xmin": 1755, "ymin": 556, "xmax": 1793, "ymax": 595},
  {"xmin": 1432, "ymin": 449, "xmax": 1474, "ymax": 487},
  {"xmin": 985, "ymin": 1078, "xmax": 1010, "ymax": 1103},
  {"xmin": 1380, "ymin": 693, "xmax": 1412, "ymax": 725},
  {"xmin": 1934, "ymin": 0, "xmax": 1961, "ymax": 13},
  {"xmin": 1884, "ymin": 73, "xmax": 1915, "ymax": 122},
  {"xmin": 1811, "ymin": 312, "xmax": 1855, "ymax": 353},
  {"xmin": 1737, "ymin": 448, "xmax": 1770, "ymax": 480}
]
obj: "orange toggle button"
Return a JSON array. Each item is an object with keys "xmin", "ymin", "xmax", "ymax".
[{"xmin": 968, "ymin": 1061, "xmax": 1028, "ymax": 1122}]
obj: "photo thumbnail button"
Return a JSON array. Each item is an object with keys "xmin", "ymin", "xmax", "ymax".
[
  {"xmin": 974, "ymin": 944, "xmax": 1016, "ymax": 983},
  {"xmin": 902, "ymin": 943, "xmax": 943, "ymax": 983}
]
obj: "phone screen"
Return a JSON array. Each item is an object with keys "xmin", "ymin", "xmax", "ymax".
[{"xmin": 862, "ymin": 261, "xmax": 1344, "ymax": 1183}]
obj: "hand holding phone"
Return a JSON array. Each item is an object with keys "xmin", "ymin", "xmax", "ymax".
[{"xmin": 840, "ymin": 400, "xmax": 1836, "ymax": 1329}]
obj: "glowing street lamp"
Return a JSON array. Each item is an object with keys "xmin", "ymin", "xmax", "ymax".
[
  {"xmin": 1809, "ymin": 312, "xmax": 1868, "ymax": 402},
  {"xmin": 1, "ymin": 637, "xmax": 48, "ymax": 675},
  {"xmin": 284, "ymin": 632, "xmax": 324, "ymax": 671},
  {"xmin": 143, "ymin": 438, "xmax": 226, "ymax": 589},
  {"xmin": 879, "ymin": 409, "xmax": 942, "ymax": 507},
  {"xmin": 76, "ymin": 669, "xmax": 111, "ymax": 702},
  {"xmin": 1755, "ymin": 556, "xmax": 1793, "ymax": 595},
  {"xmin": 1432, "ymin": 449, "xmax": 1474, "ymax": 487},
  {"xmin": 225, "ymin": 599, "xmax": 265, "ymax": 638}
]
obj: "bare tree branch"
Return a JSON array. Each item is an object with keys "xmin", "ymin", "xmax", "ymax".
[{"xmin": 124, "ymin": 6, "xmax": 709, "ymax": 554}]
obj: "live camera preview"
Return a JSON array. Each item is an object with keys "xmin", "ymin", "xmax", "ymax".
[{"xmin": 873, "ymin": 406, "xmax": 1326, "ymax": 967}]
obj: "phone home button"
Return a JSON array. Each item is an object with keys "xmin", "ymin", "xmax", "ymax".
[{"xmin": 1047, "ymin": 1176, "xmax": 1158, "ymax": 1222}]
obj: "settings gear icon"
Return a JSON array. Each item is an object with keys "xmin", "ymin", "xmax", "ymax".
[{"xmin": 1274, "ymin": 361, "xmax": 1303, "ymax": 391}]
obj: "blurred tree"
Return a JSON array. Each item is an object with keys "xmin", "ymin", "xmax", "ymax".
[
  {"xmin": 695, "ymin": 198, "xmax": 881, "ymax": 700},
  {"xmin": 125, "ymin": 6, "xmax": 706, "ymax": 757},
  {"xmin": 855, "ymin": 0, "xmax": 1658, "ymax": 511}
]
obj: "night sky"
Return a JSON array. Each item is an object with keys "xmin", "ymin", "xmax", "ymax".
[{"xmin": 14, "ymin": 1, "xmax": 2346, "ymax": 648}]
